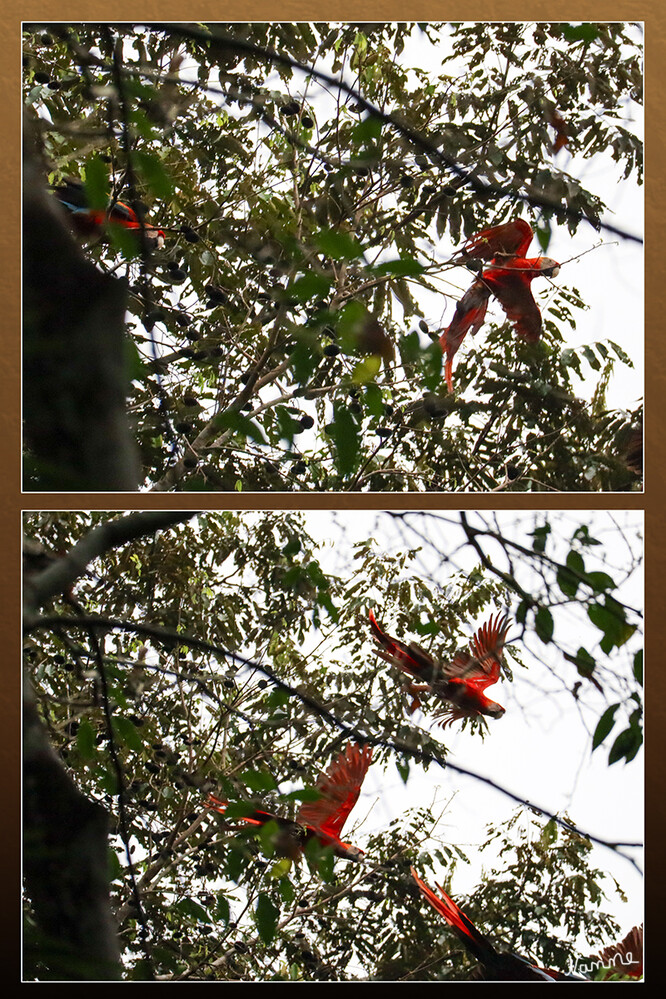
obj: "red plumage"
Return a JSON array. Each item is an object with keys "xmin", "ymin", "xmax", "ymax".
[
  {"xmin": 53, "ymin": 178, "xmax": 165, "ymax": 249},
  {"xmin": 369, "ymin": 610, "xmax": 510, "ymax": 726},
  {"xmin": 206, "ymin": 742, "xmax": 372, "ymax": 861},
  {"xmin": 440, "ymin": 219, "xmax": 560, "ymax": 390}
]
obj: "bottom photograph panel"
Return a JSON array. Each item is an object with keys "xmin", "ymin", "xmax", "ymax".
[{"xmin": 22, "ymin": 510, "xmax": 643, "ymax": 982}]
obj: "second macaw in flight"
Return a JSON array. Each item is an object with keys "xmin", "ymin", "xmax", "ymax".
[
  {"xmin": 440, "ymin": 218, "xmax": 560, "ymax": 391},
  {"xmin": 369, "ymin": 610, "xmax": 510, "ymax": 727},
  {"xmin": 53, "ymin": 177, "xmax": 165, "ymax": 250},
  {"xmin": 206, "ymin": 741, "xmax": 372, "ymax": 861},
  {"xmin": 410, "ymin": 867, "xmax": 590, "ymax": 981}
]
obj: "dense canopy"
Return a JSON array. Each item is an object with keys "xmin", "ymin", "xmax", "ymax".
[
  {"xmin": 23, "ymin": 22, "xmax": 643, "ymax": 491},
  {"xmin": 23, "ymin": 510, "xmax": 643, "ymax": 980}
]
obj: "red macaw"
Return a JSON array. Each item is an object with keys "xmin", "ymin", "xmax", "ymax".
[
  {"xmin": 440, "ymin": 219, "xmax": 560, "ymax": 391},
  {"xmin": 410, "ymin": 867, "xmax": 588, "ymax": 981},
  {"xmin": 206, "ymin": 742, "xmax": 372, "ymax": 861},
  {"xmin": 369, "ymin": 610, "xmax": 509, "ymax": 727},
  {"xmin": 590, "ymin": 924, "xmax": 643, "ymax": 979},
  {"xmin": 53, "ymin": 178, "xmax": 165, "ymax": 249}
]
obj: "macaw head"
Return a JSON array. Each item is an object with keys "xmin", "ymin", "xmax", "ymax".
[{"xmin": 535, "ymin": 256, "xmax": 560, "ymax": 278}]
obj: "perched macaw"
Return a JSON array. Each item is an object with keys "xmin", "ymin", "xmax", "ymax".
[
  {"xmin": 53, "ymin": 178, "xmax": 165, "ymax": 249},
  {"xmin": 410, "ymin": 867, "xmax": 588, "ymax": 981},
  {"xmin": 440, "ymin": 219, "xmax": 560, "ymax": 391},
  {"xmin": 206, "ymin": 742, "xmax": 372, "ymax": 861},
  {"xmin": 369, "ymin": 610, "xmax": 510, "ymax": 727}
]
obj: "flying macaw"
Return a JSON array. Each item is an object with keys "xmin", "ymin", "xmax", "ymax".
[
  {"xmin": 410, "ymin": 867, "xmax": 588, "ymax": 981},
  {"xmin": 205, "ymin": 742, "xmax": 372, "ymax": 861},
  {"xmin": 440, "ymin": 219, "xmax": 560, "ymax": 391},
  {"xmin": 53, "ymin": 178, "xmax": 165, "ymax": 249},
  {"xmin": 369, "ymin": 610, "xmax": 510, "ymax": 727}
]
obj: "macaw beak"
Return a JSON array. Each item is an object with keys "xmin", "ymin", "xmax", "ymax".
[{"xmin": 538, "ymin": 257, "xmax": 560, "ymax": 278}]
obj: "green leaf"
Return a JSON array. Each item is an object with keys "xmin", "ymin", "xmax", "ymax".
[
  {"xmin": 541, "ymin": 817, "xmax": 558, "ymax": 845},
  {"xmin": 398, "ymin": 330, "xmax": 422, "ymax": 364},
  {"xmin": 315, "ymin": 228, "xmax": 364, "ymax": 260},
  {"xmin": 281, "ymin": 537, "xmax": 301, "ymax": 557},
  {"xmin": 352, "ymin": 115, "xmax": 382, "ymax": 144},
  {"xmin": 582, "ymin": 346, "xmax": 601, "ymax": 370},
  {"xmin": 329, "ymin": 404, "xmax": 360, "ymax": 475},
  {"xmin": 607, "ymin": 339, "xmax": 633, "ymax": 367},
  {"xmin": 608, "ymin": 724, "xmax": 642, "ymax": 766},
  {"xmin": 534, "ymin": 606, "xmax": 554, "ymax": 644},
  {"xmin": 269, "ymin": 858, "xmax": 293, "ymax": 880},
  {"xmin": 112, "ymin": 715, "xmax": 143, "ymax": 753},
  {"xmin": 422, "ymin": 341, "xmax": 444, "ymax": 390},
  {"xmin": 396, "ymin": 758, "xmax": 410, "ymax": 784},
  {"xmin": 371, "ymin": 258, "xmax": 424, "ymax": 278},
  {"xmin": 288, "ymin": 272, "xmax": 332, "ymax": 302},
  {"xmin": 280, "ymin": 787, "xmax": 322, "ymax": 804},
  {"xmin": 561, "ymin": 23, "xmax": 600, "ymax": 44},
  {"xmin": 573, "ymin": 525, "xmax": 602, "ymax": 547},
  {"xmin": 351, "ymin": 355, "xmax": 381, "ymax": 384},
  {"xmin": 275, "ymin": 405, "xmax": 300, "ymax": 443},
  {"xmin": 124, "ymin": 338, "xmax": 147, "ymax": 382},
  {"xmin": 536, "ymin": 219, "xmax": 552, "ymax": 254},
  {"xmin": 304, "ymin": 837, "xmax": 335, "ymax": 881},
  {"xmin": 108, "ymin": 222, "xmax": 143, "ymax": 259},
  {"xmin": 76, "ymin": 719, "xmax": 95, "ymax": 760},
  {"xmin": 241, "ymin": 769, "xmax": 279, "ymax": 793},
  {"xmin": 529, "ymin": 524, "xmax": 551, "ymax": 553},
  {"xmin": 133, "ymin": 149, "xmax": 174, "ymax": 200},
  {"xmin": 83, "ymin": 155, "xmax": 110, "ymax": 210},
  {"xmin": 108, "ymin": 847, "xmax": 123, "ymax": 882},
  {"xmin": 592, "ymin": 703, "xmax": 619, "ymax": 751},
  {"xmin": 557, "ymin": 550, "xmax": 584, "ymax": 597},
  {"xmin": 633, "ymin": 649, "xmax": 643, "ymax": 685},
  {"xmin": 215, "ymin": 896, "xmax": 230, "ymax": 923},
  {"xmin": 563, "ymin": 646, "xmax": 597, "ymax": 678},
  {"xmin": 364, "ymin": 382, "xmax": 384, "ymax": 417},
  {"xmin": 258, "ymin": 818, "xmax": 280, "ymax": 857},
  {"xmin": 317, "ymin": 590, "xmax": 339, "ymax": 622},
  {"xmin": 222, "ymin": 800, "xmax": 262, "ymax": 820},
  {"xmin": 587, "ymin": 598, "xmax": 637, "ymax": 653},
  {"xmin": 255, "ymin": 893, "xmax": 280, "ymax": 945},
  {"xmin": 582, "ymin": 571, "xmax": 616, "ymax": 593},
  {"xmin": 213, "ymin": 410, "xmax": 268, "ymax": 446},
  {"xmin": 224, "ymin": 846, "xmax": 247, "ymax": 882},
  {"xmin": 94, "ymin": 762, "xmax": 119, "ymax": 796},
  {"xmin": 515, "ymin": 599, "xmax": 529, "ymax": 625},
  {"xmin": 266, "ymin": 688, "xmax": 290, "ymax": 708},
  {"xmin": 175, "ymin": 897, "xmax": 209, "ymax": 922}
]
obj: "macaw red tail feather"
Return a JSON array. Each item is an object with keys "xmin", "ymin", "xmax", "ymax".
[
  {"xmin": 204, "ymin": 795, "xmax": 265, "ymax": 827},
  {"xmin": 369, "ymin": 609, "xmax": 438, "ymax": 684},
  {"xmin": 411, "ymin": 867, "xmax": 492, "ymax": 962}
]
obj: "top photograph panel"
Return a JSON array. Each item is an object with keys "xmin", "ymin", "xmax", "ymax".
[{"xmin": 22, "ymin": 22, "xmax": 643, "ymax": 493}]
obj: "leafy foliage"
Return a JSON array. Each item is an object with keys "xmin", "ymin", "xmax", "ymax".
[
  {"xmin": 23, "ymin": 511, "xmax": 642, "ymax": 979},
  {"xmin": 22, "ymin": 22, "xmax": 642, "ymax": 491}
]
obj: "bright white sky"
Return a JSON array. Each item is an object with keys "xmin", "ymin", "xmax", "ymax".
[{"xmin": 289, "ymin": 508, "xmax": 643, "ymax": 956}]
